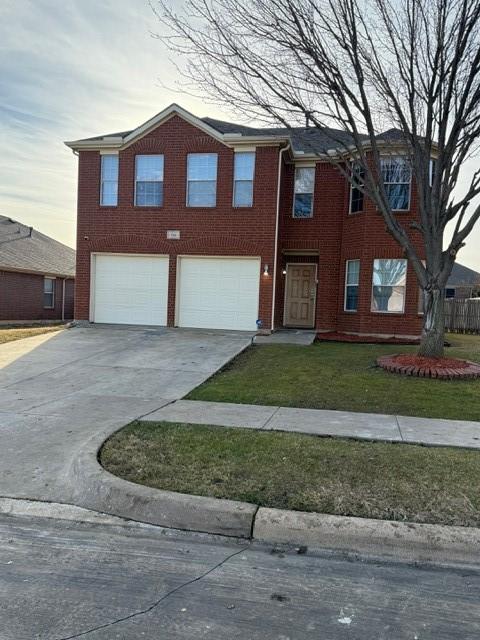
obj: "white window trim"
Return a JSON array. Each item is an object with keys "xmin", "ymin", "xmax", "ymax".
[
  {"xmin": 134, "ymin": 154, "xmax": 164, "ymax": 207},
  {"xmin": 371, "ymin": 259, "xmax": 407, "ymax": 314},
  {"xmin": 232, "ymin": 151, "xmax": 255, "ymax": 208},
  {"xmin": 292, "ymin": 166, "xmax": 315, "ymax": 218},
  {"xmin": 186, "ymin": 153, "xmax": 218, "ymax": 208},
  {"xmin": 344, "ymin": 260, "xmax": 360, "ymax": 312},
  {"xmin": 44, "ymin": 277, "xmax": 55, "ymax": 310},
  {"xmin": 381, "ymin": 157, "xmax": 412, "ymax": 212},
  {"xmin": 349, "ymin": 163, "xmax": 365, "ymax": 215},
  {"xmin": 100, "ymin": 154, "xmax": 119, "ymax": 207}
]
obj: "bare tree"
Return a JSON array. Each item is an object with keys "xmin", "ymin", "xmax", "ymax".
[{"xmin": 153, "ymin": 0, "xmax": 480, "ymax": 357}]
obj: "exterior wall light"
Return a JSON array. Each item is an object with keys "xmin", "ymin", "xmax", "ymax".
[
  {"xmin": 282, "ymin": 268, "xmax": 287, "ymax": 275},
  {"xmin": 263, "ymin": 264, "xmax": 269, "ymax": 276}
]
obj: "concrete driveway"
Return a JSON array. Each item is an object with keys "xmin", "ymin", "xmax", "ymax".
[{"xmin": 0, "ymin": 325, "xmax": 252, "ymax": 502}]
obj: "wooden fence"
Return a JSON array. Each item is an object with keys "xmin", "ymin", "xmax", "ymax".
[{"xmin": 445, "ymin": 298, "xmax": 480, "ymax": 334}]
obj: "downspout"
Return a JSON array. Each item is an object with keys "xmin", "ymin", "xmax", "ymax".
[
  {"xmin": 62, "ymin": 278, "xmax": 67, "ymax": 322},
  {"xmin": 271, "ymin": 143, "xmax": 291, "ymax": 332}
]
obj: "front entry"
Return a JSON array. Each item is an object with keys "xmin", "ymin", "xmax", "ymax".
[{"xmin": 284, "ymin": 263, "xmax": 317, "ymax": 328}]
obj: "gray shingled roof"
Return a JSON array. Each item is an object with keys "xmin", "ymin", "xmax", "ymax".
[
  {"xmin": 0, "ymin": 216, "xmax": 75, "ymax": 277},
  {"xmin": 447, "ymin": 262, "xmax": 480, "ymax": 287},
  {"xmin": 202, "ymin": 117, "xmax": 369, "ymax": 154},
  {"xmin": 76, "ymin": 115, "xmax": 403, "ymax": 156}
]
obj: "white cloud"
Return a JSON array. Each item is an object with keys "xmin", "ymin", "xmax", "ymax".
[{"xmin": 0, "ymin": 0, "xmax": 479, "ymax": 272}]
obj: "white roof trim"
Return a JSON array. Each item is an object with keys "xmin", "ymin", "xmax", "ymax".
[
  {"xmin": 64, "ymin": 103, "xmax": 290, "ymax": 152},
  {"xmin": 121, "ymin": 103, "xmax": 230, "ymax": 148}
]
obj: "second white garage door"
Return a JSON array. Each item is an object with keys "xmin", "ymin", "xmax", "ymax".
[
  {"xmin": 177, "ymin": 257, "xmax": 260, "ymax": 331},
  {"xmin": 92, "ymin": 254, "xmax": 169, "ymax": 325}
]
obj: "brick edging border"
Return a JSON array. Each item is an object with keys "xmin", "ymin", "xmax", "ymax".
[{"xmin": 377, "ymin": 354, "xmax": 480, "ymax": 380}]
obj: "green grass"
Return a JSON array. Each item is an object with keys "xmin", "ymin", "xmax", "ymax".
[
  {"xmin": 187, "ymin": 333, "xmax": 480, "ymax": 421},
  {"xmin": 0, "ymin": 324, "xmax": 65, "ymax": 345},
  {"xmin": 100, "ymin": 421, "xmax": 480, "ymax": 527}
]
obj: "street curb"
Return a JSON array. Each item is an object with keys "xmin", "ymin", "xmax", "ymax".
[
  {"xmin": 254, "ymin": 507, "xmax": 480, "ymax": 565},
  {"xmin": 67, "ymin": 429, "xmax": 256, "ymax": 539},
  {"xmin": 67, "ymin": 426, "xmax": 480, "ymax": 565}
]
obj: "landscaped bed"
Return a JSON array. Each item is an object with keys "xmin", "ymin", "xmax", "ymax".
[
  {"xmin": 187, "ymin": 333, "xmax": 480, "ymax": 421},
  {"xmin": 0, "ymin": 324, "xmax": 65, "ymax": 345},
  {"xmin": 100, "ymin": 421, "xmax": 480, "ymax": 527}
]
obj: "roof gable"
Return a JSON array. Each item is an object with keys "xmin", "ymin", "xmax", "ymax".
[{"xmin": 64, "ymin": 103, "xmax": 412, "ymax": 158}]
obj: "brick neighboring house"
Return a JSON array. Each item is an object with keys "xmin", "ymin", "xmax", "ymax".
[
  {"xmin": 0, "ymin": 216, "xmax": 75, "ymax": 323},
  {"xmin": 445, "ymin": 263, "xmax": 480, "ymax": 299},
  {"xmin": 65, "ymin": 103, "xmax": 426, "ymax": 337}
]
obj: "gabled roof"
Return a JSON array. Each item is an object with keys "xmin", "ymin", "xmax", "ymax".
[
  {"xmin": 64, "ymin": 103, "xmax": 406, "ymax": 158},
  {"xmin": 0, "ymin": 216, "xmax": 75, "ymax": 277},
  {"xmin": 447, "ymin": 262, "xmax": 480, "ymax": 287}
]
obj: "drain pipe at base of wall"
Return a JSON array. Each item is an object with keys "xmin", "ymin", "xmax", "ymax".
[
  {"xmin": 271, "ymin": 143, "xmax": 291, "ymax": 332},
  {"xmin": 62, "ymin": 278, "xmax": 67, "ymax": 322}
]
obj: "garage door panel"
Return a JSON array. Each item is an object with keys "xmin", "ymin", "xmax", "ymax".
[
  {"xmin": 93, "ymin": 255, "xmax": 168, "ymax": 326},
  {"xmin": 178, "ymin": 258, "xmax": 260, "ymax": 331}
]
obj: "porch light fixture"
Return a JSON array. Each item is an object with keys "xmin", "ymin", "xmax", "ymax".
[
  {"xmin": 282, "ymin": 268, "xmax": 287, "ymax": 275},
  {"xmin": 263, "ymin": 264, "xmax": 269, "ymax": 276}
]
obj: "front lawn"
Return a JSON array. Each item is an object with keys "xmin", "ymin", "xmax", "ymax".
[
  {"xmin": 0, "ymin": 324, "xmax": 65, "ymax": 345},
  {"xmin": 100, "ymin": 421, "xmax": 480, "ymax": 527},
  {"xmin": 187, "ymin": 333, "xmax": 480, "ymax": 421}
]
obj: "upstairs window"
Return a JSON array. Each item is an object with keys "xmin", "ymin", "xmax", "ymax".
[
  {"xmin": 349, "ymin": 162, "xmax": 365, "ymax": 214},
  {"xmin": 100, "ymin": 154, "xmax": 119, "ymax": 206},
  {"xmin": 293, "ymin": 167, "xmax": 315, "ymax": 218},
  {"xmin": 371, "ymin": 259, "xmax": 407, "ymax": 313},
  {"xmin": 381, "ymin": 157, "xmax": 411, "ymax": 211},
  {"xmin": 135, "ymin": 155, "xmax": 164, "ymax": 206},
  {"xmin": 44, "ymin": 277, "xmax": 55, "ymax": 309},
  {"xmin": 344, "ymin": 260, "xmax": 360, "ymax": 311},
  {"xmin": 187, "ymin": 153, "xmax": 218, "ymax": 207},
  {"xmin": 233, "ymin": 152, "xmax": 255, "ymax": 207}
]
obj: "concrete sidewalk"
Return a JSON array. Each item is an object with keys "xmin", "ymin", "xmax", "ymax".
[{"xmin": 145, "ymin": 400, "xmax": 480, "ymax": 449}]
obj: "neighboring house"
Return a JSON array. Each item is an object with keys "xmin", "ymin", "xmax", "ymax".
[
  {"xmin": 0, "ymin": 216, "xmax": 75, "ymax": 322},
  {"xmin": 445, "ymin": 262, "xmax": 480, "ymax": 299},
  {"xmin": 65, "ymin": 103, "xmax": 427, "ymax": 337}
]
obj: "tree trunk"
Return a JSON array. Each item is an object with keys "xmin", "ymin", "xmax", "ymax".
[{"xmin": 418, "ymin": 287, "xmax": 445, "ymax": 358}]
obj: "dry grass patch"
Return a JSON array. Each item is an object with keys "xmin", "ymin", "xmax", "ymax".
[
  {"xmin": 0, "ymin": 324, "xmax": 65, "ymax": 345},
  {"xmin": 100, "ymin": 421, "xmax": 480, "ymax": 527}
]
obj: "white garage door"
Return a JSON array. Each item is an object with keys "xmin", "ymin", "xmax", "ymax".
[
  {"xmin": 92, "ymin": 254, "xmax": 169, "ymax": 325},
  {"xmin": 177, "ymin": 257, "xmax": 261, "ymax": 331}
]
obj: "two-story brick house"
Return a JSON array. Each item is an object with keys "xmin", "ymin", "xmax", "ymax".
[{"xmin": 65, "ymin": 103, "xmax": 424, "ymax": 337}]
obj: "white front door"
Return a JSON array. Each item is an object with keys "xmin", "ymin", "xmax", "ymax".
[
  {"xmin": 92, "ymin": 254, "xmax": 169, "ymax": 325},
  {"xmin": 177, "ymin": 257, "xmax": 260, "ymax": 330}
]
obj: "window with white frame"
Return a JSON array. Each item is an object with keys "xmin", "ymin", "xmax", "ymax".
[
  {"xmin": 233, "ymin": 151, "xmax": 255, "ymax": 207},
  {"xmin": 349, "ymin": 162, "xmax": 365, "ymax": 214},
  {"xmin": 344, "ymin": 260, "xmax": 360, "ymax": 311},
  {"xmin": 429, "ymin": 158, "xmax": 436, "ymax": 187},
  {"xmin": 293, "ymin": 167, "xmax": 315, "ymax": 218},
  {"xmin": 381, "ymin": 157, "xmax": 411, "ymax": 210},
  {"xmin": 187, "ymin": 153, "xmax": 218, "ymax": 207},
  {"xmin": 135, "ymin": 155, "xmax": 164, "ymax": 206},
  {"xmin": 43, "ymin": 277, "xmax": 55, "ymax": 309},
  {"xmin": 100, "ymin": 154, "xmax": 119, "ymax": 206},
  {"xmin": 371, "ymin": 259, "xmax": 407, "ymax": 313}
]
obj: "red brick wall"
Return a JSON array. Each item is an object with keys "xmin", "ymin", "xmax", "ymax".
[
  {"xmin": 75, "ymin": 114, "xmax": 424, "ymax": 336},
  {"xmin": 0, "ymin": 271, "xmax": 74, "ymax": 321},
  {"xmin": 75, "ymin": 115, "xmax": 279, "ymax": 327},
  {"xmin": 276, "ymin": 158, "xmax": 424, "ymax": 336}
]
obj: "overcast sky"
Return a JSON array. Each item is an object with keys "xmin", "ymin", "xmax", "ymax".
[{"xmin": 0, "ymin": 0, "xmax": 479, "ymax": 271}]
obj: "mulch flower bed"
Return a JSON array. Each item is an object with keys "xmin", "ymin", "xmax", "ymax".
[{"xmin": 377, "ymin": 354, "xmax": 480, "ymax": 379}]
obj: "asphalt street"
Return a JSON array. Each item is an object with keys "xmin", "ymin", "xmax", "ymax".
[{"xmin": 1, "ymin": 512, "xmax": 479, "ymax": 640}]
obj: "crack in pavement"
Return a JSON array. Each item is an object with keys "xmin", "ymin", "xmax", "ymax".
[{"xmin": 51, "ymin": 544, "xmax": 250, "ymax": 640}]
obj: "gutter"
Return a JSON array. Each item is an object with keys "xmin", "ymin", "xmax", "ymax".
[{"xmin": 271, "ymin": 143, "xmax": 291, "ymax": 332}]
